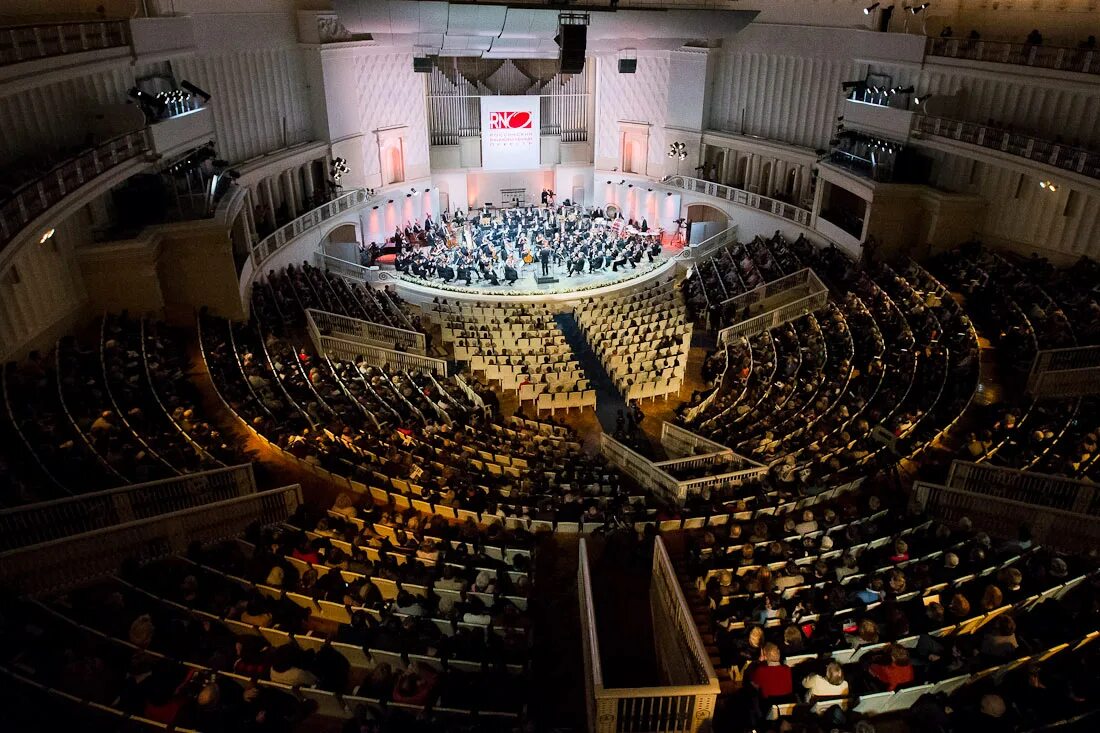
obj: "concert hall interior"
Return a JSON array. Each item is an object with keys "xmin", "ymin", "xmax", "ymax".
[{"xmin": 3, "ymin": 2, "xmax": 1100, "ymax": 733}]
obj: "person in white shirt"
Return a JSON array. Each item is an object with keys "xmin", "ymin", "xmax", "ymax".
[{"xmin": 802, "ymin": 662, "xmax": 849, "ymax": 704}]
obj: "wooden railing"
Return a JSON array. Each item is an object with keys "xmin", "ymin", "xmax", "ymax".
[
  {"xmin": 660, "ymin": 422, "xmax": 733, "ymax": 458},
  {"xmin": 0, "ymin": 485, "xmax": 302, "ymax": 595},
  {"xmin": 306, "ymin": 309, "xmax": 449, "ymax": 376},
  {"xmin": 946, "ymin": 460, "xmax": 1099, "ymax": 516},
  {"xmin": 660, "ymin": 175, "xmax": 812, "ymax": 227},
  {"xmin": 600, "ymin": 429, "xmax": 766, "ymax": 504},
  {"xmin": 651, "ymin": 536, "xmax": 721, "ymax": 693},
  {"xmin": 913, "ymin": 115, "xmax": 1100, "ymax": 181},
  {"xmin": 717, "ymin": 287, "xmax": 829, "ymax": 344},
  {"xmin": 913, "ymin": 481, "xmax": 1100, "ymax": 555},
  {"xmin": 926, "ymin": 36, "xmax": 1100, "ymax": 76},
  {"xmin": 579, "ymin": 537, "xmax": 719, "ymax": 733},
  {"xmin": 0, "ymin": 18, "xmax": 129, "ymax": 66},
  {"xmin": 0, "ymin": 464, "xmax": 257, "ymax": 552},
  {"xmin": 688, "ymin": 224, "xmax": 739, "ymax": 262},
  {"xmin": 307, "ymin": 307, "xmax": 427, "ymax": 354},
  {"xmin": 1027, "ymin": 345, "xmax": 1100, "ymax": 398},
  {"xmin": 0, "ymin": 130, "xmax": 148, "ymax": 252}
]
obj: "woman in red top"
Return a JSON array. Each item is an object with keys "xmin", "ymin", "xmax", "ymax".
[
  {"xmin": 750, "ymin": 643, "xmax": 793, "ymax": 699},
  {"xmin": 868, "ymin": 644, "xmax": 915, "ymax": 691}
]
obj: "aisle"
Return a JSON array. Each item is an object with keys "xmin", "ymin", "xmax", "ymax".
[{"xmin": 553, "ymin": 311, "xmax": 627, "ymax": 433}]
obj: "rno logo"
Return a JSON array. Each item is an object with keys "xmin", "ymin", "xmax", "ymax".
[{"xmin": 489, "ymin": 111, "xmax": 532, "ymax": 130}]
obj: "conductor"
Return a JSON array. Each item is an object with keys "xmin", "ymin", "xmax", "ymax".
[{"xmin": 539, "ymin": 244, "xmax": 551, "ymax": 277}]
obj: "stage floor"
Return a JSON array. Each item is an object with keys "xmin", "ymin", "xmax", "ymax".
[{"xmin": 387, "ymin": 244, "xmax": 685, "ymax": 297}]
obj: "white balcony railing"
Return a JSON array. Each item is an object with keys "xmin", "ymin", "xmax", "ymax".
[
  {"xmin": 913, "ymin": 115, "xmax": 1100, "ymax": 181},
  {"xmin": 0, "ymin": 130, "xmax": 148, "ymax": 252},
  {"xmin": 249, "ymin": 188, "xmax": 368, "ymax": 267},
  {"xmin": 0, "ymin": 19, "xmax": 129, "ymax": 67},
  {"xmin": 926, "ymin": 36, "xmax": 1100, "ymax": 76},
  {"xmin": 660, "ymin": 175, "xmax": 812, "ymax": 227}
]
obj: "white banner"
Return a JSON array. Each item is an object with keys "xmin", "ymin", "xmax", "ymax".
[{"xmin": 480, "ymin": 95, "xmax": 540, "ymax": 170}]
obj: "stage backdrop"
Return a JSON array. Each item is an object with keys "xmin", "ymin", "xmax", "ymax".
[{"xmin": 480, "ymin": 96, "xmax": 540, "ymax": 170}]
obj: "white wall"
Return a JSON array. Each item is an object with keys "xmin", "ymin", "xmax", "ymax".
[
  {"xmin": 0, "ymin": 210, "xmax": 90, "ymax": 361},
  {"xmin": 594, "ymin": 54, "xmax": 670, "ymax": 174},
  {"xmin": 926, "ymin": 149, "xmax": 1100, "ymax": 261},
  {"xmin": 313, "ymin": 49, "xmax": 431, "ymax": 190},
  {"xmin": 171, "ymin": 12, "xmax": 314, "ymax": 164}
]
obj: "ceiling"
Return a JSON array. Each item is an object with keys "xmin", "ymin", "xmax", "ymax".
[{"xmin": 331, "ymin": 0, "xmax": 759, "ymax": 57}]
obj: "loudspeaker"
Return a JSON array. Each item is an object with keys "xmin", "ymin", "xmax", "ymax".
[
  {"xmin": 413, "ymin": 56, "xmax": 433, "ymax": 73},
  {"xmin": 536, "ymin": 276, "xmax": 560, "ymax": 285},
  {"xmin": 557, "ymin": 25, "xmax": 586, "ymax": 74},
  {"xmin": 617, "ymin": 58, "xmax": 637, "ymax": 74}
]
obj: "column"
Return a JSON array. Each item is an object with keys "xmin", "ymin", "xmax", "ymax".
[
  {"xmin": 799, "ymin": 166, "xmax": 813, "ymax": 206},
  {"xmin": 301, "ymin": 162, "xmax": 315, "ymax": 208},
  {"xmin": 243, "ymin": 190, "xmax": 258, "ymax": 244},
  {"xmin": 262, "ymin": 178, "xmax": 276, "ymax": 226},
  {"xmin": 775, "ymin": 161, "xmax": 788, "ymax": 199},
  {"xmin": 282, "ymin": 170, "xmax": 298, "ymax": 219}
]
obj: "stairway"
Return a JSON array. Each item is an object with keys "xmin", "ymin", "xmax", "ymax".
[
  {"xmin": 660, "ymin": 534, "xmax": 740, "ymax": 695},
  {"xmin": 553, "ymin": 311, "xmax": 628, "ymax": 433}
]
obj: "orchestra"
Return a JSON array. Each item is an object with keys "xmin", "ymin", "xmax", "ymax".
[{"xmin": 393, "ymin": 205, "xmax": 663, "ymax": 288}]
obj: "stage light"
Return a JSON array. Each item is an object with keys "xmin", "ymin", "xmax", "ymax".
[
  {"xmin": 606, "ymin": 180, "xmax": 612, "ymax": 184},
  {"xmin": 666, "ymin": 192, "xmax": 672, "ymax": 196},
  {"xmin": 864, "ymin": 3, "xmax": 880, "ymax": 14},
  {"xmin": 628, "ymin": 184, "xmax": 633, "ymax": 188},
  {"xmin": 647, "ymin": 188, "xmax": 652, "ymax": 191},
  {"xmin": 388, "ymin": 199, "xmax": 394, "ymax": 204},
  {"xmin": 619, "ymin": 179, "xmax": 625, "ymax": 185},
  {"xmin": 39, "ymin": 228, "xmax": 55, "ymax": 244},
  {"xmin": 1049, "ymin": 184, "xmax": 1058, "ymax": 192},
  {"xmin": 372, "ymin": 205, "xmax": 379, "ymax": 210},
  {"xmin": 406, "ymin": 193, "xmax": 412, "ymax": 198}
]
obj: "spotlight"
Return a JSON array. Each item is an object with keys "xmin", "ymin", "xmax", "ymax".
[
  {"xmin": 39, "ymin": 228, "xmax": 55, "ymax": 244},
  {"xmin": 606, "ymin": 180, "xmax": 612, "ymax": 184},
  {"xmin": 619, "ymin": 179, "xmax": 625, "ymax": 185},
  {"xmin": 864, "ymin": 2, "xmax": 880, "ymax": 14},
  {"xmin": 406, "ymin": 193, "xmax": 412, "ymax": 198},
  {"xmin": 647, "ymin": 188, "xmax": 653, "ymax": 191},
  {"xmin": 914, "ymin": 96, "xmax": 923, "ymax": 105},
  {"xmin": 1040, "ymin": 181, "xmax": 1048, "ymax": 189},
  {"xmin": 628, "ymin": 184, "xmax": 633, "ymax": 188},
  {"xmin": 372, "ymin": 205, "xmax": 379, "ymax": 210},
  {"xmin": 666, "ymin": 192, "xmax": 672, "ymax": 196},
  {"xmin": 1049, "ymin": 184, "xmax": 1058, "ymax": 192},
  {"xmin": 896, "ymin": 86, "xmax": 915, "ymax": 95},
  {"xmin": 388, "ymin": 199, "xmax": 394, "ymax": 204},
  {"xmin": 410, "ymin": 187, "xmax": 417, "ymax": 193},
  {"xmin": 180, "ymin": 80, "xmax": 211, "ymax": 102}
]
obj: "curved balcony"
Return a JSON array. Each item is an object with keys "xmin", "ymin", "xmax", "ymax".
[
  {"xmin": 0, "ymin": 131, "xmax": 148, "ymax": 254},
  {"xmin": 0, "ymin": 19, "xmax": 129, "ymax": 67},
  {"xmin": 926, "ymin": 37, "xmax": 1100, "ymax": 76},
  {"xmin": 660, "ymin": 175, "xmax": 813, "ymax": 227},
  {"xmin": 913, "ymin": 115, "xmax": 1100, "ymax": 182}
]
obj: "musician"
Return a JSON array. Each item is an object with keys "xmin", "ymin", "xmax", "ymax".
[{"xmin": 504, "ymin": 257, "xmax": 519, "ymax": 285}]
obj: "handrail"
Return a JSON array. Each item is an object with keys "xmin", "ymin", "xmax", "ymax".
[
  {"xmin": 913, "ymin": 481, "xmax": 1100, "ymax": 554},
  {"xmin": 249, "ymin": 188, "xmax": 368, "ymax": 268},
  {"xmin": 305, "ymin": 309, "xmax": 449, "ymax": 376},
  {"xmin": 926, "ymin": 36, "xmax": 1100, "ymax": 76},
  {"xmin": 660, "ymin": 174, "xmax": 812, "ymax": 227},
  {"xmin": 913, "ymin": 115, "xmax": 1100, "ymax": 181},
  {"xmin": 0, "ymin": 18, "xmax": 129, "ymax": 67},
  {"xmin": 1027, "ymin": 345, "xmax": 1100, "ymax": 397},
  {"xmin": 0, "ymin": 464, "xmax": 257, "ymax": 551},
  {"xmin": 306, "ymin": 306, "xmax": 427, "ymax": 354},
  {"xmin": 0, "ymin": 130, "xmax": 148, "ymax": 252},
  {"xmin": 946, "ymin": 460, "xmax": 1099, "ymax": 516},
  {"xmin": 0, "ymin": 485, "xmax": 302, "ymax": 595},
  {"xmin": 651, "ymin": 536, "xmax": 721, "ymax": 688}
]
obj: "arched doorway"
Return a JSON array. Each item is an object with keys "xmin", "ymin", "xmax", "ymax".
[
  {"xmin": 321, "ymin": 223, "xmax": 360, "ymax": 264},
  {"xmin": 685, "ymin": 204, "xmax": 729, "ymax": 244}
]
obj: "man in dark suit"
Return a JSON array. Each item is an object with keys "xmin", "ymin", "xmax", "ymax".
[{"xmin": 539, "ymin": 244, "xmax": 551, "ymax": 277}]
